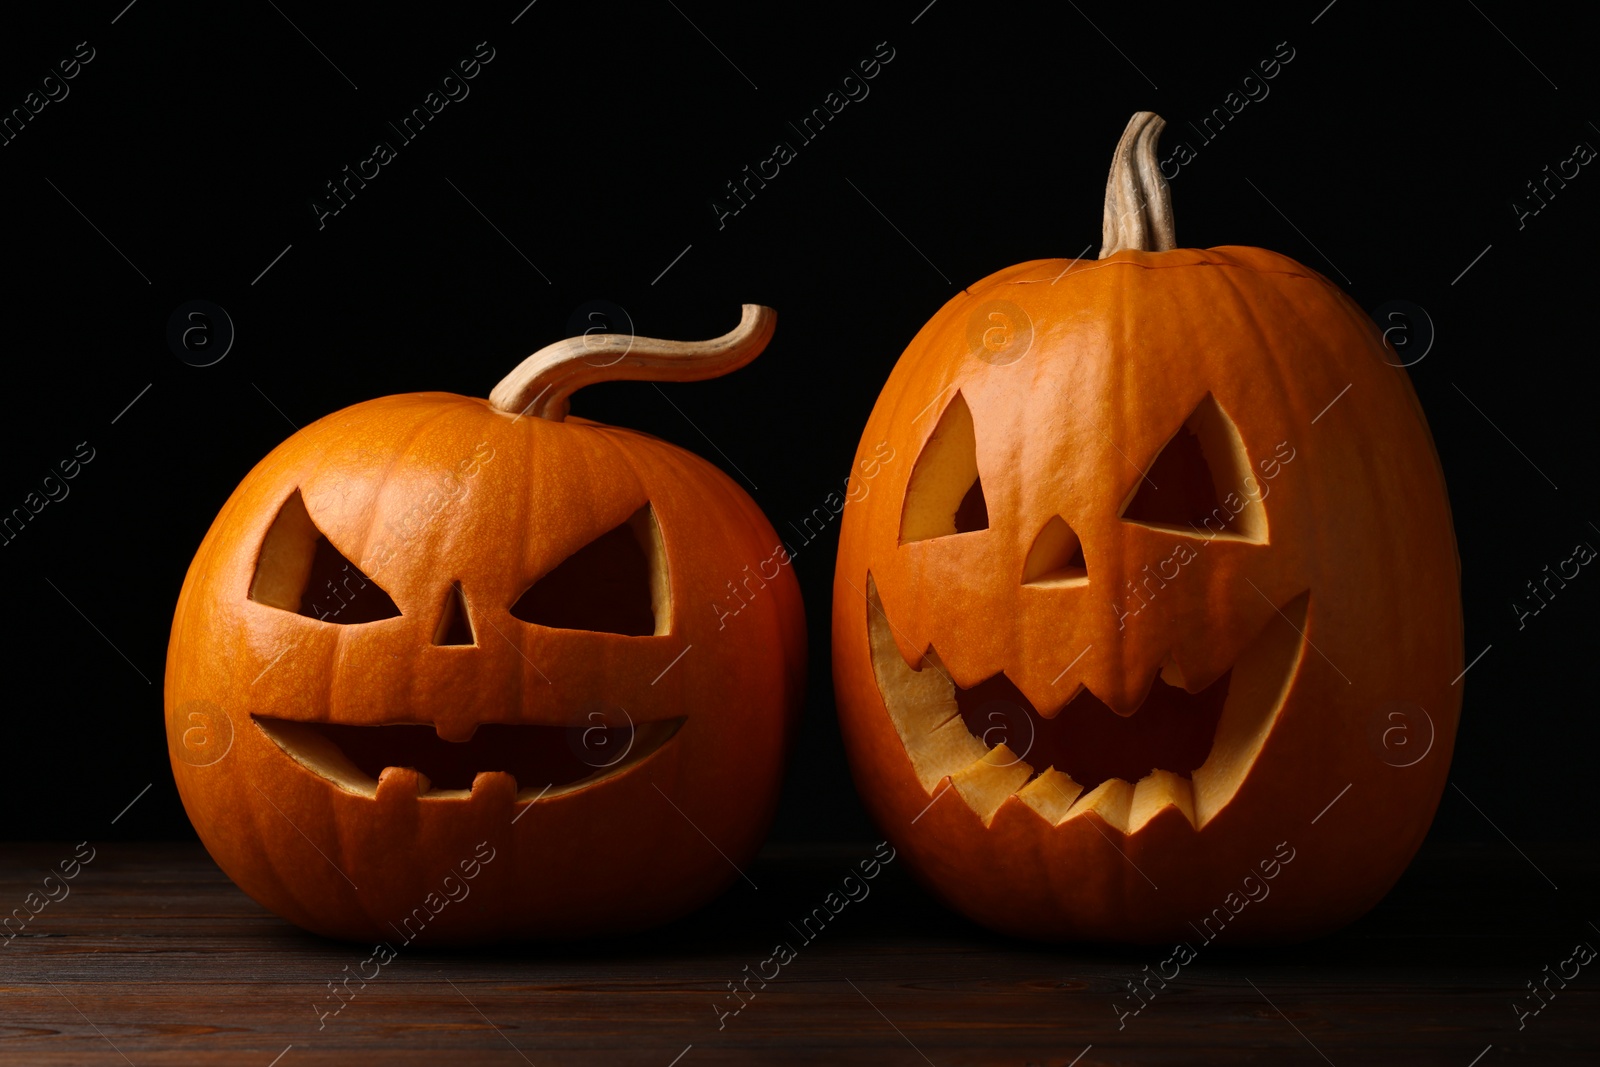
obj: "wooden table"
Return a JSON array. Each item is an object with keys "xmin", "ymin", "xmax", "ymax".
[{"xmin": 1, "ymin": 839, "xmax": 1594, "ymax": 1064}]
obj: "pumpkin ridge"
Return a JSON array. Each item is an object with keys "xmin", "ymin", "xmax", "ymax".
[
  {"xmin": 1001, "ymin": 257, "xmax": 1338, "ymax": 290},
  {"xmin": 832, "ymin": 111, "xmax": 1462, "ymax": 943},
  {"xmin": 168, "ymin": 309, "xmax": 803, "ymax": 943},
  {"xmin": 332, "ymin": 398, "xmax": 469, "ymax": 578},
  {"xmin": 325, "ymin": 401, "xmax": 465, "ymax": 722}
]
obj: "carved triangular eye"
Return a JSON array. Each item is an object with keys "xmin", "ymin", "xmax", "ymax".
[
  {"xmin": 900, "ymin": 392, "xmax": 989, "ymax": 544},
  {"xmin": 1023, "ymin": 515, "xmax": 1088, "ymax": 586},
  {"xmin": 248, "ymin": 489, "xmax": 402, "ymax": 623},
  {"xmin": 1120, "ymin": 394, "xmax": 1267, "ymax": 542},
  {"xmin": 510, "ymin": 504, "xmax": 667, "ymax": 636}
]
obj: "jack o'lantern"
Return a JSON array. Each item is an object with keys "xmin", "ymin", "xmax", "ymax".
[
  {"xmin": 831, "ymin": 114, "xmax": 1463, "ymax": 943},
  {"xmin": 166, "ymin": 306, "xmax": 805, "ymax": 943}
]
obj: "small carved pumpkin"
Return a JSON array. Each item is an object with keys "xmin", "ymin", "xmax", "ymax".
[
  {"xmin": 832, "ymin": 115, "xmax": 1462, "ymax": 943},
  {"xmin": 167, "ymin": 306, "xmax": 805, "ymax": 943}
]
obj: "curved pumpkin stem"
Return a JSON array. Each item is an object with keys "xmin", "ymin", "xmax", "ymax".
[
  {"xmin": 1099, "ymin": 112, "xmax": 1177, "ymax": 258},
  {"xmin": 488, "ymin": 304, "xmax": 777, "ymax": 421}
]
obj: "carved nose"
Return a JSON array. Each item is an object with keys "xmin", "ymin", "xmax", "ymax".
[{"xmin": 433, "ymin": 581, "xmax": 476, "ymax": 646}]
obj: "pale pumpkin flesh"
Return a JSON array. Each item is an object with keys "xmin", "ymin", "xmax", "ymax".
[
  {"xmin": 866, "ymin": 575, "xmax": 1308, "ymax": 831},
  {"xmin": 831, "ymin": 115, "xmax": 1462, "ymax": 944},
  {"xmin": 167, "ymin": 309, "xmax": 806, "ymax": 944}
]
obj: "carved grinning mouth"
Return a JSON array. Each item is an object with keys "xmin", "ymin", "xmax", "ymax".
[
  {"xmin": 252, "ymin": 716, "xmax": 685, "ymax": 800},
  {"xmin": 866, "ymin": 575, "xmax": 1308, "ymax": 832}
]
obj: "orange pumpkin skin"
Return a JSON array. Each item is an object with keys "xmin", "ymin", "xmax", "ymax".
[
  {"xmin": 167, "ymin": 391, "xmax": 804, "ymax": 943},
  {"xmin": 832, "ymin": 246, "xmax": 1462, "ymax": 944}
]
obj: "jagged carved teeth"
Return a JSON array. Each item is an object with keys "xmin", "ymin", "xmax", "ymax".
[
  {"xmin": 251, "ymin": 716, "xmax": 685, "ymax": 801},
  {"xmin": 865, "ymin": 575, "xmax": 1308, "ymax": 833}
]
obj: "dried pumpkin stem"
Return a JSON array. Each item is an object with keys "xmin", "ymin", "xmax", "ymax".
[
  {"xmin": 488, "ymin": 304, "xmax": 777, "ymax": 421},
  {"xmin": 1099, "ymin": 112, "xmax": 1177, "ymax": 258}
]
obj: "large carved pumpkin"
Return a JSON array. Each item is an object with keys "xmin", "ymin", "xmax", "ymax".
[
  {"xmin": 831, "ymin": 114, "xmax": 1462, "ymax": 943},
  {"xmin": 167, "ymin": 306, "xmax": 805, "ymax": 943}
]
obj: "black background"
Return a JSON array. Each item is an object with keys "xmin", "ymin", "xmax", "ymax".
[{"xmin": 2, "ymin": 0, "xmax": 1594, "ymax": 848}]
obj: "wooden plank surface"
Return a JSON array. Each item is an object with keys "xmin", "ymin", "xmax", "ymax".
[{"xmin": 1, "ymin": 839, "xmax": 1595, "ymax": 1064}]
